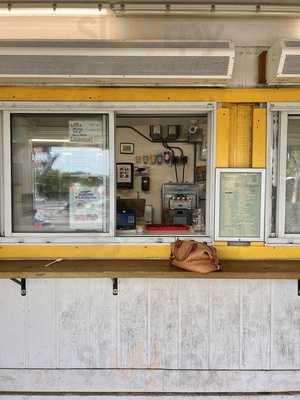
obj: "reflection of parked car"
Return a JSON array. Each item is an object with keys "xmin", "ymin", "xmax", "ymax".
[
  {"xmin": 33, "ymin": 209, "xmax": 52, "ymax": 229},
  {"xmin": 33, "ymin": 199, "xmax": 69, "ymax": 229},
  {"xmin": 34, "ymin": 196, "xmax": 46, "ymax": 203}
]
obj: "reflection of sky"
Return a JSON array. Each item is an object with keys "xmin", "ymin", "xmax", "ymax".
[{"xmin": 50, "ymin": 147, "xmax": 109, "ymax": 176}]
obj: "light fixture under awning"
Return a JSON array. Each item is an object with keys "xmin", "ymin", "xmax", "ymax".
[
  {"xmin": 112, "ymin": 3, "xmax": 300, "ymax": 17},
  {"xmin": 0, "ymin": 2, "xmax": 108, "ymax": 16}
]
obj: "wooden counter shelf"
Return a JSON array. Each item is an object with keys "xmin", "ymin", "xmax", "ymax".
[{"xmin": 0, "ymin": 258, "xmax": 300, "ymax": 279}]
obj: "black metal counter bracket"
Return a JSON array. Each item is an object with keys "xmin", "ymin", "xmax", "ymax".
[
  {"xmin": 298, "ymin": 280, "xmax": 300, "ymax": 296},
  {"xmin": 112, "ymin": 277, "xmax": 118, "ymax": 296},
  {"xmin": 10, "ymin": 278, "xmax": 26, "ymax": 296}
]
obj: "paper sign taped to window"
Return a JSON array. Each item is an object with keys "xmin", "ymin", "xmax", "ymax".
[
  {"xmin": 69, "ymin": 120, "xmax": 103, "ymax": 144},
  {"xmin": 69, "ymin": 184, "xmax": 105, "ymax": 230}
]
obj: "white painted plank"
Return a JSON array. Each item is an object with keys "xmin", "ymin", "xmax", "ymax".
[
  {"xmin": 2, "ymin": 369, "xmax": 300, "ymax": 392},
  {"xmin": 271, "ymin": 280, "xmax": 300, "ymax": 369},
  {"xmin": 25, "ymin": 279, "xmax": 56, "ymax": 368},
  {"xmin": 0, "ymin": 280, "xmax": 26, "ymax": 368},
  {"xmin": 1, "ymin": 277, "xmax": 300, "ymax": 372},
  {"xmin": 118, "ymin": 278, "xmax": 148, "ymax": 368},
  {"xmin": 89, "ymin": 278, "xmax": 117, "ymax": 368},
  {"xmin": 240, "ymin": 280, "xmax": 271, "ymax": 369},
  {"xmin": 56, "ymin": 279, "xmax": 93, "ymax": 368},
  {"xmin": 178, "ymin": 279, "xmax": 209, "ymax": 369},
  {"xmin": 149, "ymin": 279, "xmax": 179, "ymax": 368},
  {"xmin": 209, "ymin": 280, "xmax": 240, "ymax": 369}
]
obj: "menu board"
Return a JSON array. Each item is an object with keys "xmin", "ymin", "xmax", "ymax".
[{"xmin": 215, "ymin": 169, "xmax": 265, "ymax": 241}]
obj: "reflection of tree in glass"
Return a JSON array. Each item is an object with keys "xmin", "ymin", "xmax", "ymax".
[
  {"xmin": 286, "ymin": 148, "xmax": 300, "ymax": 203},
  {"xmin": 36, "ymin": 170, "xmax": 103, "ymax": 200},
  {"xmin": 36, "ymin": 170, "xmax": 72, "ymax": 200}
]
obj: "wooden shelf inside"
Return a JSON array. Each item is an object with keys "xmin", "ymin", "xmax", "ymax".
[{"xmin": 0, "ymin": 259, "xmax": 300, "ymax": 279}]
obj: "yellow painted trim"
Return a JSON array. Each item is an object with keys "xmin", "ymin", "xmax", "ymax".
[
  {"xmin": 1, "ymin": 87, "xmax": 300, "ymax": 103},
  {"xmin": 0, "ymin": 244, "xmax": 170, "ymax": 259},
  {"xmin": 0, "ymin": 87, "xmax": 298, "ymax": 260},
  {"xmin": 252, "ymin": 108, "xmax": 267, "ymax": 168},
  {"xmin": 0, "ymin": 244, "xmax": 299, "ymax": 260},
  {"xmin": 229, "ymin": 104, "xmax": 238, "ymax": 167},
  {"xmin": 216, "ymin": 108, "xmax": 230, "ymax": 167},
  {"xmin": 235, "ymin": 105, "xmax": 252, "ymax": 167},
  {"xmin": 215, "ymin": 244, "xmax": 300, "ymax": 260},
  {"xmin": 228, "ymin": 104, "xmax": 252, "ymax": 168}
]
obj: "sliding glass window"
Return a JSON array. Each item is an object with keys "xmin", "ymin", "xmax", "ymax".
[
  {"xmin": 268, "ymin": 109, "xmax": 300, "ymax": 242},
  {"xmin": 10, "ymin": 113, "xmax": 111, "ymax": 234}
]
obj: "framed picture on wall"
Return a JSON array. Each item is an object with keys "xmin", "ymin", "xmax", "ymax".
[
  {"xmin": 116, "ymin": 163, "xmax": 134, "ymax": 189},
  {"xmin": 120, "ymin": 143, "xmax": 134, "ymax": 154}
]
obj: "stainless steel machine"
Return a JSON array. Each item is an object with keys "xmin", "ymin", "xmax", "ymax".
[{"xmin": 161, "ymin": 183, "xmax": 202, "ymax": 226}]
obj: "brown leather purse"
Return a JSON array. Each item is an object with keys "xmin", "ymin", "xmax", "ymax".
[{"xmin": 170, "ymin": 240, "xmax": 221, "ymax": 273}]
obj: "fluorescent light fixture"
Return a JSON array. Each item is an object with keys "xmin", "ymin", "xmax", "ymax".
[
  {"xmin": 1, "ymin": 2, "xmax": 300, "ymax": 18},
  {"xmin": 31, "ymin": 138, "xmax": 71, "ymax": 143},
  {"xmin": 0, "ymin": 3, "xmax": 108, "ymax": 16}
]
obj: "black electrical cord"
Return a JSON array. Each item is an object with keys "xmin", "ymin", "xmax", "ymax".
[
  {"xmin": 165, "ymin": 142, "xmax": 185, "ymax": 183},
  {"xmin": 117, "ymin": 125, "xmax": 186, "ymax": 183},
  {"xmin": 116, "ymin": 125, "xmax": 152, "ymax": 143},
  {"xmin": 162, "ymin": 140, "xmax": 178, "ymax": 183}
]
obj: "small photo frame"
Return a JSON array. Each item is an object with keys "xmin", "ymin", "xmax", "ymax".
[{"xmin": 120, "ymin": 143, "xmax": 134, "ymax": 154}]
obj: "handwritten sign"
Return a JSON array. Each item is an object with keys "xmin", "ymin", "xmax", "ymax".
[{"xmin": 69, "ymin": 120, "xmax": 103, "ymax": 144}]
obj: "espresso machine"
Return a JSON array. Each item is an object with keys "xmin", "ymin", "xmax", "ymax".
[{"xmin": 161, "ymin": 183, "xmax": 200, "ymax": 226}]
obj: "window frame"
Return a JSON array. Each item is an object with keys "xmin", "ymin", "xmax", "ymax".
[
  {"xmin": 267, "ymin": 102, "xmax": 300, "ymax": 244},
  {"xmin": 0, "ymin": 101, "xmax": 216, "ymax": 244}
]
